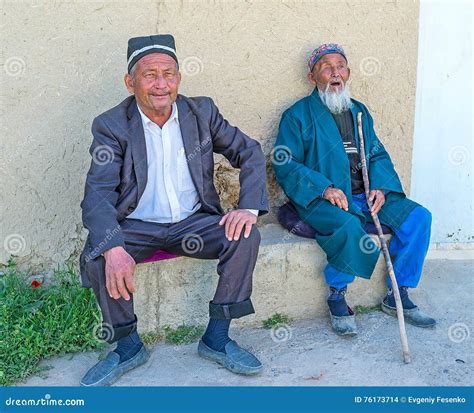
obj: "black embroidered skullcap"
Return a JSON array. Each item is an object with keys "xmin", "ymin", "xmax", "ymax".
[{"xmin": 127, "ymin": 34, "xmax": 178, "ymax": 73}]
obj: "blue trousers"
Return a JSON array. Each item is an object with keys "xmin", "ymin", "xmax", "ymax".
[{"xmin": 324, "ymin": 193, "xmax": 432, "ymax": 290}]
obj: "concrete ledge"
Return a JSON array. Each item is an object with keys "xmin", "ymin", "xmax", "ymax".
[{"xmin": 134, "ymin": 224, "xmax": 391, "ymax": 333}]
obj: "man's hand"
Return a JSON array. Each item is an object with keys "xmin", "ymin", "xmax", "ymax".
[
  {"xmin": 368, "ymin": 189, "xmax": 385, "ymax": 215},
  {"xmin": 323, "ymin": 187, "xmax": 349, "ymax": 211},
  {"xmin": 103, "ymin": 246, "xmax": 136, "ymax": 301},
  {"xmin": 219, "ymin": 209, "xmax": 257, "ymax": 241}
]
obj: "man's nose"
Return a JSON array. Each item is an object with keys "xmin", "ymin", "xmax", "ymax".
[
  {"xmin": 154, "ymin": 75, "xmax": 167, "ymax": 88},
  {"xmin": 330, "ymin": 67, "xmax": 340, "ymax": 77}
]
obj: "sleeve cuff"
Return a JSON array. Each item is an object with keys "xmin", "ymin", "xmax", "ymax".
[
  {"xmin": 245, "ymin": 209, "xmax": 259, "ymax": 217},
  {"xmin": 320, "ymin": 184, "xmax": 334, "ymax": 198}
]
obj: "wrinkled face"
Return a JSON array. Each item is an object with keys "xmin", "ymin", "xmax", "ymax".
[
  {"xmin": 124, "ymin": 53, "xmax": 181, "ymax": 115},
  {"xmin": 308, "ymin": 53, "xmax": 350, "ymax": 92}
]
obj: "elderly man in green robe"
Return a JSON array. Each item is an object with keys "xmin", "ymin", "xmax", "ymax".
[{"xmin": 273, "ymin": 43, "xmax": 436, "ymax": 335}]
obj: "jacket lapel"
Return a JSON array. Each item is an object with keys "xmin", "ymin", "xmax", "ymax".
[
  {"xmin": 308, "ymin": 89, "xmax": 365, "ymax": 219},
  {"xmin": 176, "ymin": 95, "xmax": 204, "ymax": 197},
  {"xmin": 127, "ymin": 99, "xmax": 148, "ymax": 200}
]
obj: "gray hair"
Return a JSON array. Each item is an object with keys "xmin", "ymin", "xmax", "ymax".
[{"xmin": 129, "ymin": 63, "xmax": 137, "ymax": 80}]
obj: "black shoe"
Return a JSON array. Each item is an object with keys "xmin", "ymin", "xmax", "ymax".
[
  {"xmin": 327, "ymin": 287, "xmax": 357, "ymax": 336},
  {"xmin": 382, "ymin": 287, "xmax": 436, "ymax": 328},
  {"xmin": 80, "ymin": 345, "xmax": 149, "ymax": 386}
]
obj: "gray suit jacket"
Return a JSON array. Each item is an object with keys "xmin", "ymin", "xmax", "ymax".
[{"xmin": 80, "ymin": 94, "xmax": 268, "ymax": 284}]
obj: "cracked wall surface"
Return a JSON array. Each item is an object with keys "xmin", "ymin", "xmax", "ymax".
[{"xmin": 0, "ymin": 0, "xmax": 419, "ymax": 269}]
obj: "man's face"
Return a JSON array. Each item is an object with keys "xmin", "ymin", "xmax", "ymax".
[
  {"xmin": 308, "ymin": 53, "xmax": 350, "ymax": 92},
  {"xmin": 124, "ymin": 53, "xmax": 181, "ymax": 115}
]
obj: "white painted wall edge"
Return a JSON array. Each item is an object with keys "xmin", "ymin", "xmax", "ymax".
[
  {"xmin": 411, "ymin": 0, "xmax": 473, "ymax": 245},
  {"xmin": 427, "ymin": 243, "xmax": 474, "ymax": 260}
]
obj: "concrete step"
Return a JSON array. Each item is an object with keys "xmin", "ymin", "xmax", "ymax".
[{"xmin": 134, "ymin": 224, "xmax": 391, "ymax": 333}]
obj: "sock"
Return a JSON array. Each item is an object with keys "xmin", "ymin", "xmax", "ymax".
[
  {"xmin": 327, "ymin": 287, "xmax": 350, "ymax": 316},
  {"xmin": 201, "ymin": 318, "xmax": 231, "ymax": 353},
  {"xmin": 114, "ymin": 331, "xmax": 143, "ymax": 362},
  {"xmin": 386, "ymin": 286, "xmax": 417, "ymax": 309}
]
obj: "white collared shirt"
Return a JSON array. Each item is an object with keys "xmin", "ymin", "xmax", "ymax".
[
  {"xmin": 127, "ymin": 102, "xmax": 201, "ymax": 223},
  {"xmin": 128, "ymin": 102, "xmax": 258, "ymax": 223}
]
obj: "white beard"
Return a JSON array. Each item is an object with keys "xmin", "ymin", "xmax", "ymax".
[{"xmin": 318, "ymin": 83, "xmax": 353, "ymax": 114}]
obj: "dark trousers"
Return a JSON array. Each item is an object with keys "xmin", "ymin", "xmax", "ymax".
[{"xmin": 82, "ymin": 212, "xmax": 261, "ymax": 343}]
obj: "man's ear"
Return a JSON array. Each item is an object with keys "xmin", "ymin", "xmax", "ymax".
[
  {"xmin": 124, "ymin": 73, "xmax": 135, "ymax": 94},
  {"xmin": 307, "ymin": 71, "xmax": 317, "ymax": 86}
]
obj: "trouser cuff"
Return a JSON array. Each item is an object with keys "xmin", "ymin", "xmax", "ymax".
[
  {"xmin": 102, "ymin": 314, "xmax": 137, "ymax": 344},
  {"xmin": 209, "ymin": 298, "xmax": 255, "ymax": 320}
]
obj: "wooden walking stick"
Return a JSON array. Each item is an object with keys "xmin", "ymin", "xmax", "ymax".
[{"xmin": 357, "ymin": 112, "xmax": 411, "ymax": 364}]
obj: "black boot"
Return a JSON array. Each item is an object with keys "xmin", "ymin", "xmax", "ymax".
[
  {"xmin": 327, "ymin": 287, "xmax": 357, "ymax": 336},
  {"xmin": 382, "ymin": 287, "xmax": 436, "ymax": 328}
]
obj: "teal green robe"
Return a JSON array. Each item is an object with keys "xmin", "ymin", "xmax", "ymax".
[{"xmin": 273, "ymin": 89, "xmax": 419, "ymax": 279}]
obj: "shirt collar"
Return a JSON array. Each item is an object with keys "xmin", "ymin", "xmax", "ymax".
[{"xmin": 137, "ymin": 101, "xmax": 179, "ymax": 127}]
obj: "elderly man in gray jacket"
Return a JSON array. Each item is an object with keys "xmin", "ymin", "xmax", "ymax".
[{"xmin": 79, "ymin": 34, "xmax": 268, "ymax": 386}]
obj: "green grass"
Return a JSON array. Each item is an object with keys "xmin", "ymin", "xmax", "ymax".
[
  {"xmin": 0, "ymin": 260, "xmax": 103, "ymax": 386},
  {"xmin": 141, "ymin": 330, "xmax": 165, "ymax": 347},
  {"xmin": 353, "ymin": 304, "xmax": 381, "ymax": 314},
  {"xmin": 262, "ymin": 313, "xmax": 292, "ymax": 329},
  {"xmin": 141, "ymin": 325, "xmax": 205, "ymax": 347},
  {"xmin": 163, "ymin": 324, "xmax": 205, "ymax": 345}
]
